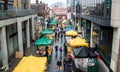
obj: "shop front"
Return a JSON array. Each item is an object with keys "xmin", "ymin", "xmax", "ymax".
[
  {"xmin": 6, "ymin": 24, "xmax": 18, "ymax": 67},
  {"xmin": 92, "ymin": 24, "xmax": 113, "ymax": 66},
  {"xmin": 81, "ymin": 19, "xmax": 91, "ymax": 43}
]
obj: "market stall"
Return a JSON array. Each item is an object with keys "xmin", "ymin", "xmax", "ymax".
[
  {"xmin": 13, "ymin": 55, "xmax": 47, "ymax": 72},
  {"xmin": 66, "ymin": 30, "xmax": 78, "ymax": 36},
  {"xmin": 49, "ymin": 18, "xmax": 58, "ymax": 30},
  {"xmin": 34, "ymin": 37, "xmax": 53, "ymax": 56},
  {"xmin": 69, "ymin": 37, "xmax": 88, "ymax": 47},
  {"xmin": 41, "ymin": 29, "xmax": 54, "ymax": 40},
  {"xmin": 72, "ymin": 46, "xmax": 98, "ymax": 72}
]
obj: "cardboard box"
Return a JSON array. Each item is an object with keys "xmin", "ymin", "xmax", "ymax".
[{"xmin": 15, "ymin": 51, "xmax": 23, "ymax": 58}]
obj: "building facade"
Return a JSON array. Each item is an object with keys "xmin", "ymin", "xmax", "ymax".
[
  {"xmin": 0, "ymin": 0, "xmax": 37, "ymax": 70},
  {"xmin": 68, "ymin": 0, "xmax": 120, "ymax": 72},
  {"xmin": 50, "ymin": 2, "xmax": 67, "ymax": 16},
  {"xmin": 31, "ymin": 1, "xmax": 50, "ymax": 17}
]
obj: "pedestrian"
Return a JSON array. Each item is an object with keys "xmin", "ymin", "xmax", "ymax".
[
  {"xmin": 66, "ymin": 63, "xmax": 71, "ymax": 72},
  {"xmin": 59, "ymin": 46, "xmax": 62, "ymax": 59},
  {"xmin": 45, "ymin": 50, "xmax": 48, "ymax": 58},
  {"xmin": 55, "ymin": 27, "xmax": 59, "ymax": 40},
  {"xmin": 60, "ymin": 27, "xmax": 63, "ymax": 42},
  {"xmin": 64, "ymin": 43, "xmax": 67, "ymax": 56},
  {"xmin": 63, "ymin": 58, "xmax": 67, "ymax": 71},
  {"xmin": 48, "ymin": 54, "xmax": 51, "ymax": 65},
  {"xmin": 55, "ymin": 31, "xmax": 57, "ymax": 41},
  {"xmin": 57, "ymin": 59, "xmax": 62, "ymax": 72},
  {"xmin": 55, "ymin": 45, "xmax": 58, "ymax": 56},
  {"xmin": 45, "ymin": 46, "xmax": 48, "ymax": 50}
]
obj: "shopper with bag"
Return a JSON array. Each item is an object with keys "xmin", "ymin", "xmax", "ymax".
[{"xmin": 57, "ymin": 59, "xmax": 62, "ymax": 72}]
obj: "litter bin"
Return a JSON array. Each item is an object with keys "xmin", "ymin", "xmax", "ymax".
[{"xmin": 87, "ymin": 58, "xmax": 99, "ymax": 72}]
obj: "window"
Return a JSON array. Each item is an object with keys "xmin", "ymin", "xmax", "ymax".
[
  {"xmin": 0, "ymin": 3, "xmax": 4, "ymax": 10},
  {"xmin": 81, "ymin": 0, "xmax": 111, "ymax": 18},
  {"xmin": 6, "ymin": 24, "xmax": 18, "ymax": 56},
  {"xmin": 97, "ymin": 27, "xmax": 113, "ymax": 65},
  {"xmin": 100, "ymin": 30, "xmax": 108, "ymax": 40},
  {"xmin": 106, "ymin": 0, "xmax": 111, "ymax": 17}
]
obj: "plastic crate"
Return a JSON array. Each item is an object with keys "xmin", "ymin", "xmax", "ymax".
[{"xmin": 87, "ymin": 58, "xmax": 99, "ymax": 72}]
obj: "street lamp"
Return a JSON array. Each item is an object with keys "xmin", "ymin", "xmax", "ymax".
[{"xmin": 74, "ymin": 0, "xmax": 77, "ymax": 30}]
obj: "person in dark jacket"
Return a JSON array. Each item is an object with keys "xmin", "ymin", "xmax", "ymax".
[
  {"xmin": 64, "ymin": 43, "xmax": 67, "ymax": 56},
  {"xmin": 55, "ymin": 45, "xmax": 58, "ymax": 57},
  {"xmin": 57, "ymin": 59, "xmax": 62, "ymax": 70}
]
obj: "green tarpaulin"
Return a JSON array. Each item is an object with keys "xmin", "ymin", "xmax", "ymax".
[
  {"xmin": 34, "ymin": 37, "xmax": 52, "ymax": 46},
  {"xmin": 41, "ymin": 29, "xmax": 53, "ymax": 34}
]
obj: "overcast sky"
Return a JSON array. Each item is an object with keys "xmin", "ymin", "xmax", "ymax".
[{"xmin": 31, "ymin": 0, "xmax": 66, "ymax": 6}]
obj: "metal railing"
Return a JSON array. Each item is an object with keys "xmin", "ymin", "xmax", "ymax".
[
  {"xmin": 76, "ymin": 13, "xmax": 110, "ymax": 26},
  {"xmin": 0, "ymin": 9, "xmax": 36, "ymax": 20}
]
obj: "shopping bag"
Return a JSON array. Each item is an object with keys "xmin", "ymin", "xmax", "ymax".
[
  {"xmin": 60, "ymin": 66, "xmax": 62, "ymax": 70},
  {"xmin": 56, "ymin": 65, "xmax": 58, "ymax": 70}
]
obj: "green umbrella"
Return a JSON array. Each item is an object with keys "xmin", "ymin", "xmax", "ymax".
[
  {"xmin": 41, "ymin": 29, "xmax": 53, "ymax": 34},
  {"xmin": 34, "ymin": 37, "xmax": 52, "ymax": 46},
  {"xmin": 50, "ymin": 21, "xmax": 57, "ymax": 25},
  {"xmin": 50, "ymin": 18, "xmax": 58, "ymax": 25},
  {"xmin": 65, "ymin": 25, "xmax": 72, "ymax": 28}
]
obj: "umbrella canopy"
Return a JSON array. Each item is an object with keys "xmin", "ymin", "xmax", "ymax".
[
  {"xmin": 66, "ymin": 30, "xmax": 78, "ymax": 36},
  {"xmin": 64, "ymin": 28, "xmax": 73, "ymax": 32},
  {"xmin": 50, "ymin": 21, "xmax": 57, "ymax": 25},
  {"xmin": 63, "ymin": 21, "xmax": 69, "ymax": 25},
  {"xmin": 13, "ymin": 55, "xmax": 47, "ymax": 72},
  {"xmin": 50, "ymin": 18, "xmax": 58, "ymax": 25},
  {"xmin": 72, "ymin": 46, "xmax": 98, "ymax": 58},
  {"xmin": 62, "ymin": 19, "xmax": 68, "ymax": 24},
  {"xmin": 70, "ymin": 37, "xmax": 88, "ymax": 47},
  {"xmin": 41, "ymin": 29, "xmax": 53, "ymax": 34},
  {"xmin": 34, "ymin": 37, "xmax": 52, "ymax": 46},
  {"xmin": 65, "ymin": 25, "xmax": 72, "ymax": 28}
]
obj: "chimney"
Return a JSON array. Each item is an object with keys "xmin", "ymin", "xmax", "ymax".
[{"xmin": 36, "ymin": 0, "xmax": 39, "ymax": 4}]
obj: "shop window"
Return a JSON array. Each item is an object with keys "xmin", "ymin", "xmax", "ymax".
[
  {"xmin": 100, "ymin": 30, "xmax": 108, "ymax": 40},
  {"xmin": 0, "ymin": 3, "xmax": 4, "ymax": 10},
  {"xmin": 97, "ymin": 28, "xmax": 113, "ymax": 65}
]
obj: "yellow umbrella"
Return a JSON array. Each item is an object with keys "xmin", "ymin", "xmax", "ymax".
[
  {"xmin": 62, "ymin": 19, "xmax": 68, "ymax": 24},
  {"xmin": 66, "ymin": 30, "xmax": 78, "ymax": 36},
  {"xmin": 13, "ymin": 55, "xmax": 47, "ymax": 72},
  {"xmin": 70, "ymin": 37, "xmax": 88, "ymax": 47}
]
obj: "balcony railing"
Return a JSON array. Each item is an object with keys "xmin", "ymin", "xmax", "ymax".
[
  {"xmin": 0, "ymin": 9, "xmax": 36, "ymax": 20},
  {"xmin": 76, "ymin": 13, "xmax": 110, "ymax": 26}
]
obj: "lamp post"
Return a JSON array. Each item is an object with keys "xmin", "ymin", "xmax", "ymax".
[{"xmin": 74, "ymin": 0, "xmax": 77, "ymax": 30}]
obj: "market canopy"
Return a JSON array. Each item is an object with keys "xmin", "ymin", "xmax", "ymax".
[
  {"xmin": 66, "ymin": 30, "xmax": 78, "ymax": 36},
  {"xmin": 50, "ymin": 18, "xmax": 58, "ymax": 25},
  {"xmin": 41, "ymin": 29, "xmax": 53, "ymax": 34},
  {"xmin": 62, "ymin": 19, "xmax": 68, "ymax": 24},
  {"xmin": 70, "ymin": 37, "xmax": 88, "ymax": 47},
  {"xmin": 50, "ymin": 21, "xmax": 57, "ymax": 25},
  {"xmin": 34, "ymin": 37, "xmax": 52, "ymax": 46},
  {"xmin": 65, "ymin": 25, "xmax": 72, "ymax": 28},
  {"xmin": 72, "ymin": 46, "xmax": 98, "ymax": 58},
  {"xmin": 13, "ymin": 55, "xmax": 47, "ymax": 72},
  {"xmin": 64, "ymin": 28, "xmax": 73, "ymax": 32}
]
